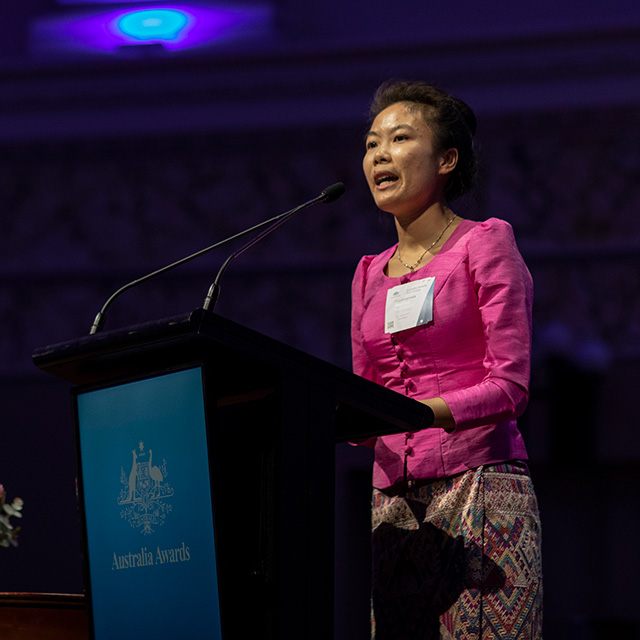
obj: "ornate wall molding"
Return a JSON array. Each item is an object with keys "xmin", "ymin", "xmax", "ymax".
[
  {"xmin": 0, "ymin": 27, "xmax": 639, "ymax": 141},
  {"xmin": 1, "ymin": 104, "xmax": 639, "ymax": 376}
]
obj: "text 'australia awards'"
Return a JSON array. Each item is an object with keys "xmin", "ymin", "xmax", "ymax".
[{"xmin": 112, "ymin": 542, "xmax": 191, "ymax": 570}]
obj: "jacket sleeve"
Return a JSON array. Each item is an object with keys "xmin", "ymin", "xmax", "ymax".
[
  {"xmin": 351, "ymin": 254, "xmax": 383, "ymax": 447},
  {"xmin": 439, "ymin": 218, "xmax": 533, "ymax": 429},
  {"xmin": 351, "ymin": 254, "xmax": 384, "ymax": 385}
]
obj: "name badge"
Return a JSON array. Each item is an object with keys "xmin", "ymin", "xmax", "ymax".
[{"xmin": 384, "ymin": 277, "xmax": 435, "ymax": 334}]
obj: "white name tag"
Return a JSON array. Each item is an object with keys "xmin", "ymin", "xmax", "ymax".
[{"xmin": 384, "ymin": 277, "xmax": 435, "ymax": 334}]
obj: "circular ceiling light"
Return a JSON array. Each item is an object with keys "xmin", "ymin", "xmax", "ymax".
[{"xmin": 117, "ymin": 9, "xmax": 190, "ymax": 42}]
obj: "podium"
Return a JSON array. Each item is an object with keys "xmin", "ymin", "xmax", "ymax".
[{"xmin": 33, "ymin": 309, "xmax": 432, "ymax": 640}]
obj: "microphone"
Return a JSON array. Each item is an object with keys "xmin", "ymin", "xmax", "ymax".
[
  {"xmin": 319, "ymin": 182, "xmax": 346, "ymax": 203},
  {"xmin": 89, "ymin": 182, "xmax": 345, "ymax": 334},
  {"xmin": 202, "ymin": 182, "xmax": 345, "ymax": 312}
]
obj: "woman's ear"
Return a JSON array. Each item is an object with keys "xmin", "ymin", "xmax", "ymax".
[{"xmin": 438, "ymin": 148, "xmax": 458, "ymax": 176}]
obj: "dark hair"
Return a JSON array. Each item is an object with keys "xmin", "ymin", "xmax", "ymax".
[{"xmin": 369, "ymin": 80, "xmax": 478, "ymax": 201}]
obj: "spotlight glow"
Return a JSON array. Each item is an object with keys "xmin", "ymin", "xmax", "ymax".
[
  {"xmin": 31, "ymin": 4, "xmax": 272, "ymax": 56},
  {"xmin": 117, "ymin": 9, "xmax": 190, "ymax": 42}
]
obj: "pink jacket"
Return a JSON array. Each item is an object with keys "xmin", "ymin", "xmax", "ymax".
[{"xmin": 351, "ymin": 217, "xmax": 533, "ymax": 489}]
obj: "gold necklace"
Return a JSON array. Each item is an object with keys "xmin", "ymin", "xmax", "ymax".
[{"xmin": 396, "ymin": 215, "xmax": 457, "ymax": 271}]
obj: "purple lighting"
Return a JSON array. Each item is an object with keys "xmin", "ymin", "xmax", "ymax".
[{"xmin": 31, "ymin": 4, "xmax": 272, "ymax": 56}]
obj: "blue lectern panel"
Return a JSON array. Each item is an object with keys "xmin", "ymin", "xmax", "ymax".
[{"xmin": 76, "ymin": 367, "xmax": 222, "ymax": 640}]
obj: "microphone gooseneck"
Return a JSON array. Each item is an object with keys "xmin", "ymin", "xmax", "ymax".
[
  {"xmin": 89, "ymin": 182, "xmax": 345, "ymax": 334},
  {"xmin": 202, "ymin": 182, "xmax": 345, "ymax": 312}
]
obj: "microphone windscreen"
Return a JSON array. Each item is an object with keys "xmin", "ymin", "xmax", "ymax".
[{"xmin": 320, "ymin": 182, "xmax": 346, "ymax": 203}]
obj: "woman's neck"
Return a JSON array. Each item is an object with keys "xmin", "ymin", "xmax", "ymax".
[{"xmin": 394, "ymin": 201, "xmax": 451, "ymax": 252}]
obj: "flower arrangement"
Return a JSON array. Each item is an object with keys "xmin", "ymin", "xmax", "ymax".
[{"xmin": 0, "ymin": 484, "xmax": 23, "ymax": 548}]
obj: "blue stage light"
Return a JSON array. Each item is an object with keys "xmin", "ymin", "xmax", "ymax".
[
  {"xmin": 32, "ymin": 4, "xmax": 272, "ymax": 55},
  {"xmin": 117, "ymin": 9, "xmax": 190, "ymax": 42}
]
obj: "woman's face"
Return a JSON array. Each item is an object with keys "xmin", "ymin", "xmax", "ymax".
[{"xmin": 363, "ymin": 101, "xmax": 451, "ymax": 219}]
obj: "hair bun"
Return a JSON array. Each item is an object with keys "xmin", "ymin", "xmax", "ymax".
[{"xmin": 451, "ymin": 97, "xmax": 477, "ymax": 136}]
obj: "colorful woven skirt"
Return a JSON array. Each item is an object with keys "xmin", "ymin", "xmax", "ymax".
[{"xmin": 371, "ymin": 462, "xmax": 543, "ymax": 639}]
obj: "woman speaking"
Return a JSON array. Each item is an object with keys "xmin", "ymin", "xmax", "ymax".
[{"xmin": 352, "ymin": 80, "xmax": 543, "ymax": 639}]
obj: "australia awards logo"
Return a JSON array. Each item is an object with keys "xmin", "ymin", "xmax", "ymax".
[{"xmin": 118, "ymin": 441, "xmax": 174, "ymax": 535}]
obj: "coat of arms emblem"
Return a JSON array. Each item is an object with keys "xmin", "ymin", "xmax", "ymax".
[{"xmin": 118, "ymin": 441, "xmax": 174, "ymax": 535}]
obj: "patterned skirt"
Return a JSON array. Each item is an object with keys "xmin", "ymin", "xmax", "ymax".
[{"xmin": 371, "ymin": 462, "xmax": 543, "ymax": 639}]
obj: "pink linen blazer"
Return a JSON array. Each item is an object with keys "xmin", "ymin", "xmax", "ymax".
[{"xmin": 351, "ymin": 217, "xmax": 533, "ymax": 489}]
